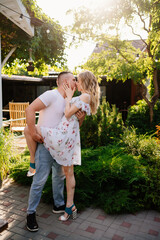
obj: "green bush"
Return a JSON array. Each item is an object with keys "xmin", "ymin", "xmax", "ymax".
[
  {"xmin": 9, "ymin": 155, "xmax": 32, "ymax": 185},
  {"xmin": 121, "ymin": 127, "xmax": 160, "ymax": 161},
  {"xmin": 120, "ymin": 127, "xmax": 160, "ymax": 210},
  {"xmin": 9, "ymin": 127, "xmax": 160, "ymax": 214},
  {"xmin": 126, "ymin": 99, "xmax": 160, "ymax": 134},
  {"xmin": 76, "ymin": 146, "xmax": 147, "ymax": 213},
  {"xmin": 80, "ymin": 114, "xmax": 99, "ymax": 148},
  {"xmin": 80, "ymin": 99, "xmax": 124, "ymax": 148},
  {"xmin": 120, "ymin": 127, "xmax": 141, "ymax": 155},
  {"xmin": 10, "ymin": 144, "xmax": 148, "ymax": 214},
  {"xmin": 0, "ymin": 129, "xmax": 20, "ymax": 182}
]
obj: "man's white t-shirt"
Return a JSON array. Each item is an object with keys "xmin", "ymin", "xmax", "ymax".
[{"xmin": 37, "ymin": 89, "xmax": 66, "ymax": 128}]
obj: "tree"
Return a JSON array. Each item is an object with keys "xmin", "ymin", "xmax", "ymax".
[
  {"xmin": 0, "ymin": 0, "xmax": 67, "ymax": 73},
  {"xmin": 70, "ymin": 0, "xmax": 160, "ymax": 123}
]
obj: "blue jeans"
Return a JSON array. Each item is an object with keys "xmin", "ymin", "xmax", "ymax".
[{"xmin": 27, "ymin": 143, "xmax": 65, "ymax": 214}]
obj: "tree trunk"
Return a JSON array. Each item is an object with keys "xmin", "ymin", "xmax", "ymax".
[
  {"xmin": 1, "ymin": 46, "xmax": 17, "ymax": 69},
  {"xmin": 149, "ymin": 103, "xmax": 154, "ymax": 124},
  {"xmin": 140, "ymin": 68, "xmax": 159, "ymax": 124},
  {"xmin": 0, "ymin": 177, "xmax": 2, "ymax": 189},
  {"xmin": 150, "ymin": 68, "xmax": 159, "ymax": 124}
]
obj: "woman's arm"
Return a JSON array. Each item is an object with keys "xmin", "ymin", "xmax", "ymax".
[
  {"xmin": 63, "ymin": 82, "xmax": 78, "ymax": 119},
  {"xmin": 65, "ymin": 99, "xmax": 79, "ymax": 119},
  {"xmin": 65, "ymin": 94, "xmax": 89, "ymax": 119},
  {"xmin": 63, "ymin": 82, "xmax": 89, "ymax": 119}
]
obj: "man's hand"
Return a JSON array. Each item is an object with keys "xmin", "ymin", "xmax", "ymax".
[
  {"xmin": 25, "ymin": 98, "xmax": 46, "ymax": 143},
  {"xmin": 75, "ymin": 110, "xmax": 86, "ymax": 127},
  {"xmin": 30, "ymin": 131, "xmax": 44, "ymax": 143}
]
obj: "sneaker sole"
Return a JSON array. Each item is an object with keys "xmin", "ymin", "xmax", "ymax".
[
  {"xmin": 52, "ymin": 209, "xmax": 65, "ymax": 214},
  {"xmin": 26, "ymin": 225, "xmax": 39, "ymax": 232}
]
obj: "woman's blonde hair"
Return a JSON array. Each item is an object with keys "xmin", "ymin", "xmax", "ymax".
[{"xmin": 78, "ymin": 71, "xmax": 100, "ymax": 114}]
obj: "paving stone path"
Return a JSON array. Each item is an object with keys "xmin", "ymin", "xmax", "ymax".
[{"xmin": 0, "ymin": 179, "xmax": 160, "ymax": 240}]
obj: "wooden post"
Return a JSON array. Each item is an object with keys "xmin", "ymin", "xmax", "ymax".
[
  {"xmin": 0, "ymin": 219, "xmax": 8, "ymax": 233},
  {"xmin": 0, "ymin": 32, "xmax": 2, "ymax": 128},
  {"xmin": 130, "ymin": 80, "xmax": 136, "ymax": 106},
  {"xmin": 0, "ymin": 32, "xmax": 8, "ymax": 233}
]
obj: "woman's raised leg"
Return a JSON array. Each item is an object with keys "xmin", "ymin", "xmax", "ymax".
[{"xmin": 24, "ymin": 126, "xmax": 37, "ymax": 176}]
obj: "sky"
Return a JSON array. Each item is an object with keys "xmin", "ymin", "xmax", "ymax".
[
  {"xmin": 36, "ymin": 0, "xmax": 148, "ymax": 71},
  {"xmin": 36, "ymin": 0, "xmax": 103, "ymax": 71}
]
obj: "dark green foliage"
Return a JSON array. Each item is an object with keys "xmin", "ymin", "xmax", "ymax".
[
  {"xmin": 121, "ymin": 127, "xmax": 160, "ymax": 162},
  {"xmin": 0, "ymin": 129, "xmax": 20, "ymax": 182},
  {"xmin": 80, "ymin": 99, "xmax": 124, "ymax": 148},
  {"xmin": 9, "ymin": 156, "xmax": 32, "ymax": 186},
  {"xmin": 10, "ymin": 141, "xmax": 160, "ymax": 214},
  {"xmin": 99, "ymin": 101, "xmax": 124, "ymax": 145},
  {"xmin": 76, "ymin": 146, "xmax": 147, "ymax": 213},
  {"xmin": 120, "ymin": 127, "xmax": 160, "ymax": 211},
  {"xmin": 80, "ymin": 114, "xmax": 99, "ymax": 148},
  {"xmin": 126, "ymin": 100, "xmax": 160, "ymax": 134},
  {"xmin": 1, "ymin": 0, "xmax": 66, "ymax": 70}
]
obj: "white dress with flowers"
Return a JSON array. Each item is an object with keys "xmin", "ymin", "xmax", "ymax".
[{"xmin": 40, "ymin": 96, "xmax": 91, "ymax": 166}]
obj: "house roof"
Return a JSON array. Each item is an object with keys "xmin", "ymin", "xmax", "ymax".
[
  {"xmin": 94, "ymin": 39, "xmax": 147, "ymax": 54},
  {"xmin": 2, "ymin": 74, "xmax": 42, "ymax": 82},
  {"xmin": 0, "ymin": 0, "xmax": 35, "ymax": 37},
  {"xmin": 129, "ymin": 39, "xmax": 146, "ymax": 52},
  {"xmin": 2, "ymin": 74, "xmax": 59, "ymax": 84}
]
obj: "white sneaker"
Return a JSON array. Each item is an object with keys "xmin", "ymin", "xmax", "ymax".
[{"xmin": 27, "ymin": 170, "xmax": 35, "ymax": 177}]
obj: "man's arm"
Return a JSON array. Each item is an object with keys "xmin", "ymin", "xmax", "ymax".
[
  {"xmin": 25, "ymin": 98, "xmax": 46, "ymax": 143},
  {"xmin": 75, "ymin": 110, "xmax": 86, "ymax": 127}
]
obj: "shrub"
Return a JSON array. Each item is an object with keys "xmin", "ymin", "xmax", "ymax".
[
  {"xmin": 10, "ymin": 145, "xmax": 148, "ymax": 214},
  {"xmin": 126, "ymin": 99, "xmax": 160, "ymax": 134},
  {"xmin": 9, "ymin": 128, "xmax": 160, "ymax": 214},
  {"xmin": 120, "ymin": 127, "xmax": 160, "ymax": 211},
  {"xmin": 121, "ymin": 127, "xmax": 160, "ymax": 161},
  {"xmin": 99, "ymin": 101, "xmax": 124, "ymax": 146},
  {"xmin": 80, "ymin": 114, "xmax": 99, "ymax": 149},
  {"xmin": 80, "ymin": 99, "xmax": 124, "ymax": 148},
  {"xmin": 9, "ymin": 155, "xmax": 32, "ymax": 186},
  {"xmin": 0, "ymin": 129, "xmax": 20, "ymax": 182}
]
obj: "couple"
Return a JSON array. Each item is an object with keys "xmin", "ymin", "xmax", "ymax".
[{"xmin": 25, "ymin": 70, "xmax": 99, "ymax": 232}]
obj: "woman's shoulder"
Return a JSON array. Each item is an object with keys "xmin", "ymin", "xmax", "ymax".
[
  {"xmin": 70, "ymin": 94, "xmax": 91, "ymax": 115},
  {"xmin": 79, "ymin": 93, "xmax": 90, "ymax": 104},
  {"xmin": 70, "ymin": 96, "xmax": 79, "ymax": 102}
]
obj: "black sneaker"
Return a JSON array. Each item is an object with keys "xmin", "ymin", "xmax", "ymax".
[
  {"xmin": 52, "ymin": 204, "xmax": 65, "ymax": 214},
  {"xmin": 26, "ymin": 212, "xmax": 39, "ymax": 232}
]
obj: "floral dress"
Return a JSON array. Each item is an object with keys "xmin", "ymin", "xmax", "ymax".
[{"xmin": 40, "ymin": 96, "xmax": 91, "ymax": 166}]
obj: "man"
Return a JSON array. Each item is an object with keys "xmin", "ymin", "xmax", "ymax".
[{"xmin": 25, "ymin": 72, "xmax": 85, "ymax": 232}]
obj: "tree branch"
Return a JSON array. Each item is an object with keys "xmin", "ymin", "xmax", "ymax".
[
  {"xmin": 152, "ymin": 0, "xmax": 160, "ymax": 5},
  {"xmin": 104, "ymin": 41, "xmax": 134, "ymax": 64},
  {"xmin": 134, "ymin": 3, "xmax": 149, "ymax": 33},
  {"xmin": 115, "ymin": 47, "xmax": 133, "ymax": 64},
  {"xmin": 139, "ymin": 80, "xmax": 150, "ymax": 105},
  {"xmin": 151, "ymin": 68, "xmax": 159, "ymax": 105},
  {"xmin": 136, "ymin": 11, "xmax": 149, "ymax": 33},
  {"xmin": 148, "ymin": 14, "xmax": 152, "ymax": 32},
  {"xmin": 1, "ymin": 46, "xmax": 17, "ymax": 69},
  {"xmin": 126, "ymin": 22, "xmax": 148, "ymax": 47}
]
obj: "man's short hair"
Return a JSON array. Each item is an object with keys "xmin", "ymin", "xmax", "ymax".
[{"xmin": 57, "ymin": 71, "xmax": 72, "ymax": 85}]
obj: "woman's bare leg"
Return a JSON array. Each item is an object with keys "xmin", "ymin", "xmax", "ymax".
[
  {"xmin": 24, "ymin": 126, "xmax": 37, "ymax": 174},
  {"xmin": 60, "ymin": 165, "xmax": 76, "ymax": 219}
]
